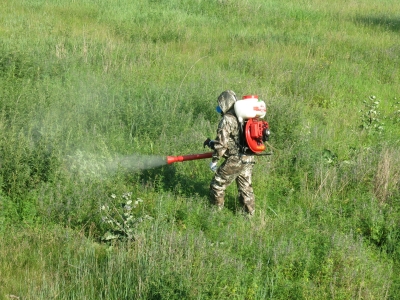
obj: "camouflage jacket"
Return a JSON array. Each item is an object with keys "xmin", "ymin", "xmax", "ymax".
[
  {"xmin": 211, "ymin": 90, "xmax": 255, "ymax": 163},
  {"xmin": 212, "ymin": 110, "xmax": 241, "ymax": 161}
]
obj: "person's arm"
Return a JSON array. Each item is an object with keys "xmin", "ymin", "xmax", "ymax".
[{"xmin": 212, "ymin": 116, "xmax": 233, "ymax": 162}]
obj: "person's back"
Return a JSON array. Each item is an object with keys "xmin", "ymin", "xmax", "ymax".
[{"xmin": 206, "ymin": 90, "xmax": 256, "ymax": 215}]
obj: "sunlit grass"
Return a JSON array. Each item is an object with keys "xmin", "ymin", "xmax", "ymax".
[{"xmin": 1, "ymin": 0, "xmax": 400, "ymax": 298}]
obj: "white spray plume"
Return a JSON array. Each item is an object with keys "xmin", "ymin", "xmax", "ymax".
[
  {"xmin": 106, "ymin": 154, "xmax": 167, "ymax": 173},
  {"xmin": 67, "ymin": 150, "xmax": 167, "ymax": 179}
]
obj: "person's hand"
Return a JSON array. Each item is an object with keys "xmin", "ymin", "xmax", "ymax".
[
  {"xmin": 210, "ymin": 161, "xmax": 218, "ymax": 172},
  {"xmin": 203, "ymin": 138, "xmax": 215, "ymax": 149}
]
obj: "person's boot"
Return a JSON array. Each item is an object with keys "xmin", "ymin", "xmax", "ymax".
[
  {"xmin": 239, "ymin": 196, "xmax": 255, "ymax": 216},
  {"xmin": 210, "ymin": 194, "xmax": 224, "ymax": 211},
  {"xmin": 215, "ymin": 196, "xmax": 224, "ymax": 211}
]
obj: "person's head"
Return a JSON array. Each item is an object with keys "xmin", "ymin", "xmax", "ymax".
[{"xmin": 216, "ymin": 90, "xmax": 237, "ymax": 115}]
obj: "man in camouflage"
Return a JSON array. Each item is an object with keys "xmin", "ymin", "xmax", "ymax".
[{"xmin": 205, "ymin": 90, "xmax": 256, "ymax": 215}]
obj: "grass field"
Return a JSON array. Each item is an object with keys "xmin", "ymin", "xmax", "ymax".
[{"xmin": 1, "ymin": 0, "xmax": 400, "ymax": 299}]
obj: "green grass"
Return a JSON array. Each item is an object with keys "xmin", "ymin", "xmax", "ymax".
[{"xmin": 1, "ymin": 0, "xmax": 400, "ymax": 299}]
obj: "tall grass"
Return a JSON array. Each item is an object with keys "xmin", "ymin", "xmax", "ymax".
[{"xmin": 1, "ymin": 0, "xmax": 400, "ymax": 298}]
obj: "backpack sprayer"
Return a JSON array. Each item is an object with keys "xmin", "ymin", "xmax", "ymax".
[{"xmin": 166, "ymin": 95, "xmax": 270, "ymax": 165}]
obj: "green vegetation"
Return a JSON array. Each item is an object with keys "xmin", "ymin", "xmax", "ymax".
[{"xmin": 1, "ymin": 0, "xmax": 400, "ymax": 298}]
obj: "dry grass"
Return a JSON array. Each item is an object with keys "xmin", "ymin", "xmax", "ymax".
[{"xmin": 374, "ymin": 147, "xmax": 400, "ymax": 203}]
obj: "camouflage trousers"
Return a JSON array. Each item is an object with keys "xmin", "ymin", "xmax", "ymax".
[{"xmin": 209, "ymin": 154, "xmax": 255, "ymax": 214}]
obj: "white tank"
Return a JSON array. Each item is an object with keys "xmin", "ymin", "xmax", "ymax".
[{"xmin": 234, "ymin": 95, "xmax": 266, "ymax": 123}]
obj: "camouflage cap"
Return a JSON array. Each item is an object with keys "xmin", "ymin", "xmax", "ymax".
[{"xmin": 217, "ymin": 90, "xmax": 237, "ymax": 114}]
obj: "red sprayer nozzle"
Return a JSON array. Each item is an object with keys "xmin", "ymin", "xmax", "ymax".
[{"xmin": 166, "ymin": 152, "xmax": 213, "ymax": 164}]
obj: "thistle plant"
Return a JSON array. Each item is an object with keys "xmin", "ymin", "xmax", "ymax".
[
  {"xmin": 359, "ymin": 95, "xmax": 384, "ymax": 134},
  {"xmin": 100, "ymin": 192, "xmax": 153, "ymax": 241},
  {"xmin": 391, "ymin": 99, "xmax": 400, "ymax": 124}
]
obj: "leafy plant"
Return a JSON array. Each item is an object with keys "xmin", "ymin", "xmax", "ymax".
[
  {"xmin": 359, "ymin": 95, "xmax": 384, "ymax": 134},
  {"xmin": 390, "ymin": 99, "xmax": 400, "ymax": 124},
  {"xmin": 100, "ymin": 192, "xmax": 153, "ymax": 241}
]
